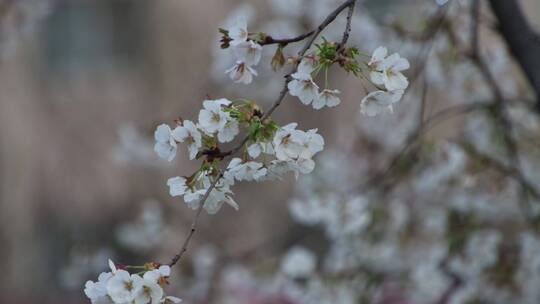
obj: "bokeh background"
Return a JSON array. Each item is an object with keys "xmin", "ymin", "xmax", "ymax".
[{"xmin": 1, "ymin": 0, "xmax": 540, "ymax": 303}]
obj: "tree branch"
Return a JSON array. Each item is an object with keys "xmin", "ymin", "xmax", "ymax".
[
  {"xmin": 261, "ymin": 31, "xmax": 315, "ymax": 46},
  {"xmin": 168, "ymin": 171, "xmax": 222, "ymax": 267},
  {"xmin": 167, "ymin": 0, "xmax": 357, "ymax": 268},
  {"xmin": 489, "ymin": 0, "xmax": 540, "ymax": 112}
]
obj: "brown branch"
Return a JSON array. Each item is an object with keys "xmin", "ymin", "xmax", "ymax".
[
  {"xmin": 463, "ymin": 144, "xmax": 540, "ymax": 201},
  {"xmin": 488, "ymin": 0, "xmax": 540, "ymax": 112},
  {"xmin": 167, "ymin": 0, "xmax": 357, "ymax": 268},
  {"xmin": 262, "ymin": 0, "xmax": 357, "ymax": 120},
  {"xmin": 339, "ymin": 0, "xmax": 356, "ymax": 48},
  {"xmin": 261, "ymin": 31, "xmax": 315, "ymax": 46}
]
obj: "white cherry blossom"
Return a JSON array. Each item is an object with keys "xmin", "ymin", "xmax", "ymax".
[
  {"xmin": 301, "ymin": 128, "xmax": 324, "ymax": 159},
  {"xmin": 229, "ymin": 18, "xmax": 248, "ymax": 45},
  {"xmin": 369, "ymin": 47, "xmax": 410, "ymax": 91},
  {"xmin": 288, "ymin": 72, "xmax": 319, "ymax": 105},
  {"xmin": 226, "ymin": 158, "xmax": 267, "ymax": 181},
  {"xmin": 360, "ymin": 89, "xmax": 404, "ymax": 117},
  {"xmin": 297, "ymin": 57, "xmax": 317, "ymax": 75},
  {"xmin": 198, "ymin": 100, "xmax": 231, "ymax": 134},
  {"xmin": 273, "ymin": 123, "xmax": 324, "ymax": 162},
  {"xmin": 84, "ymin": 272, "xmax": 113, "ymax": 304},
  {"xmin": 171, "ymin": 120, "xmax": 202, "ymax": 160},
  {"xmin": 203, "ymin": 186, "xmax": 236, "ymax": 214},
  {"xmin": 167, "ymin": 176, "xmax": 187, "ymax": 197},
  {"xmin": 379, "ymin": 53, "xmax": 410, "ymax": 91},
  {"xmin": 154, "ymin": 124, "xmax": 177, "ymax": 162},
  {"xmin": 226, "ymin": 61, "xmax": 258, "ymax": 84},
  {"xmin": 312, "ymin": 89, "xmax": 341, "ymax": 110},
  {"xmin": 218, "ymin": 119, "xmax": 239, "ymax": 143},
  {"xmin": 273, "ymin": 123, "xmax": 306, "ymax": 161},
  {"xmin": 247, "ymin": 142, "xmax": 274, "ymax": 158},
  {"xmin": 184, "ymin": 187, "xmax": 206, "ymax": 210},
  {"xmin": 106, "ymin": 270, "xmax": 143, "ymax": 304},
  {"xmin": 233, "ymin": 40, "xmax": 262, "ymax": 66},
  {"xmin": 368, "ymin": 46, "xmax": 387, "ymax": 70},
  {"xmin": 289, "ymin": 158, "xmax": 316, "ymax": 177},
  {"xmin": 133, "ymin": 277, "xmax": 163, "ymax": 304},
  {"xmin": 281, "ymin": 246, "xmax": 316, "ymax": 278}
]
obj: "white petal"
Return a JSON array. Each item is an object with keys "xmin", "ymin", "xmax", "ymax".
[
  {"xmin": 247, "ymin": 143, "xmax": 262, "ymax": 158},
  {"xmin": 369, "ymin": 46, "xmax": 388, "ymax": 66},
  {"xmin": 384, "ymin": 72, "xmax": 409, "ymax": 91},
  {"xmin": 154, "ymin": 124, "xmax": 171, "ymax": 143},
  {"xmin": 171, "ymin": 126, "xmax": 188, "ymax": 142}
]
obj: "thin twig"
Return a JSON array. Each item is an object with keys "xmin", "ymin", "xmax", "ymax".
[
  {"xmin": 339, "ymin": 0, "xmax": 356, "ymax": 48},
  {"xmin": 169, "ymin": 171, "xmax": 223, "ymax": 267},
  {"xmin": 260, "ymin": 31, "xmax": 315, "ymax": 46},
  {"xmin": 167, "ymin": 0, "xmax": 357, "ymax": 268},
  {"xmin": 263, "ymin": 0, "xmax": 357, "ymax": 120},
  {"xmin": 463, "ymin": 144, "xmax": 540, "ymax": 200}
]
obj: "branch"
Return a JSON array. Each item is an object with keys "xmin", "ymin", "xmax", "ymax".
[
  {"xmin": 463, "ymin": 144, "xmax": 540, "ymax": 201},
  {"xmin": 488, "ymin": 0, "xmax": 540, "ymax": 112},
  {"xmin": 358, "ymin": 102, "xmax": 490, "ymax": 192},
  {"xmin": 261, "ymin": 31, "xmax": 315, "ymax": 46},
  {"xmin": 167, "ymin": 0, "xmax": 357, "ymax": 268},
  {"xmin": 263, "ymin": 0, "xmax": 357, "ymax": 120},
  {"xmin": 168, "ymin": 171, "xmax": 223, "ymax": 267}
]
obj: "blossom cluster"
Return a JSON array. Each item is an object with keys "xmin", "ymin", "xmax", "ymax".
[
  {"xmin": 223, "ymin": 19, "xmax": 262, "ymax": 84},
  {"xmin": 288, "ymin": 57, "xmax": 342, "ymax": 110},
  {"xmin": 155, "ymin": 97, "xmax": 324, "ymax": 214},
  {"xmin": 360, "ymin": 46, "xmax": 410, "ymax": 116},
  {"xmin": 84, "ymin": 260, "xmax": 181, "ymax": 304},
  {"xmin": 219, "ymin": 19, "xmax": 411, "ymax": 116}
]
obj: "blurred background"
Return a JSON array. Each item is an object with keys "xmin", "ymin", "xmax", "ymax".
[{"xmin": 1, "ymin": 0, "xmax": 540, "ymax": 303}]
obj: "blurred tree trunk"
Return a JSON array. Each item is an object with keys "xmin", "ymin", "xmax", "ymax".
[{"xmin": 489, "ymin": 0, "xmax": 540, "ymax": 112}]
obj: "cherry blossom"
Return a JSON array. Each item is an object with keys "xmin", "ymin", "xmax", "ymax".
[
  {"xmin": 217, "ymin": 119, "xmax": 239, "ymax": 143},
  {"xmin": 369, "ymin": 47, "xmax": 410, "ymax": 91},
  {"xmin": 84, "ymin": 272, "xmax": 113, "ymax": 304},
  {"xmin": 171, "ymin": 120, "xmax": 202, "ymax": 160},
  {"xmin": 167, "ymin": 176, "xmax": 187, "ymax": 197},
  {"xmin": 359, "ymin": 89, "xmax": 404, "ymax": 117},
  {"xmin": 247, "ymin": 142, "xmax": 274, "ymax": 158},
  {"xmin": 281, "ymin": 246, "xmax": 317, "ymax": 278},
  {"xmin": 106, "ymin": 270, "xmax": 143, "ymax": 303},
  {"xmin": 288, "ymin": 71, "xmax": 319, "ymax": 105},
  {"xmin": 225, "ymin": 158, "xmax": 268, "ymax": 181},
  {"xmin": 198, "ymin": 99, "xmax": 231, "ymax": 134},
  {"xmin": 233, "ymin": 40, "xmax": 262, "ymax": 66},
  {"xmin": 228, "ymin": 18, "xmax": 248, "ymax": 45},
  {"xmin": 154, "ymin": 124, "xmax": 177, "ymax": 162},
  {"xmin": 226, "ymin": 61, "xmax": 258, "ymax": 84},
  {"xmin": 312, "ymin": 89, "xmax": 341, "ymax": 110}
]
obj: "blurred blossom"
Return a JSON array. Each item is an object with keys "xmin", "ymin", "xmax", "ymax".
[
  {"xmin": 0, "ymin": 0, "xmax": 52, "ymax": 57},
  {"xmin": 115, "ymin": 200, "xmax": 165, "ymax": 252},
  {"xmin": 280, "ymin": 246, "xmax": 317, "ymax": 278}
]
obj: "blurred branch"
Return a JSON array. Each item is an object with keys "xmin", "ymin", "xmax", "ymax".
[
  {"xmin": 390, "ymin": 4, "xmax": 450, "ymax": 84},
  {"xmin": 167, "ymin": 0, "xmax": 358, "ymax": 268},
  {"xmin": 462, "ymin": 143, "xmax": 540, "ymax": 201},
  {"xmin": 488, "ymin": 0, "xmax": 540, "ymax": 112},
  {"xmin": 359, "ymin": 101, "xmax": 491, "ymax": 192}
]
